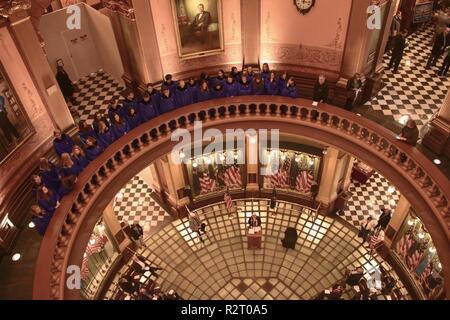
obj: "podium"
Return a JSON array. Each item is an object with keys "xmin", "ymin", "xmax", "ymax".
[{"xmin": 247, "ymin": 227, "xmax": 262, "ymax": 249}]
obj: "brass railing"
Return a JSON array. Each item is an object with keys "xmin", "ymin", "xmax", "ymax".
[{"xmin": 32, "ymin": 96, "xmax": 450, "ymax": 299}]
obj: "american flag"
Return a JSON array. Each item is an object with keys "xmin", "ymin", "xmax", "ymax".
[
  {"xmin": 295, "ymin": 171, "xmax": 314, "ymax": 193},
  {"xmin": 81, "ymin": 255, "xmax": 89, "ymax": 281},
  {"xmin": 199, "ymin": 172, "xmax": 216, "ymax": 194},
  {"xmin": 85, "ymin": 234, "xmax": 108, "ymax": 256},
  {"xmin": 221, "ymin": 165, "xmax": 242, "ymax": 188},
  {"xmin": 270, "ymin": 154, "xmax": 290, "ymax": 189},
  {"xmin": 224, "ymin": 191, "xmax": 233, "ymax": 210}
]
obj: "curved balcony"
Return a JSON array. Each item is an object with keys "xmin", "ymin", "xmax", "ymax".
[{"xmin": 32, "ymin": 96, "xmax": 450, "ymax": 299}]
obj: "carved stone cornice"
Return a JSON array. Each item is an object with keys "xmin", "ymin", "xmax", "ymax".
[
  {"xmin": 102, "ymin": 0, "xmax": 135, "ymax": 20},
  {"xmin": 0, "ymin": 0, "xmax": 31, "ymax": 19}
]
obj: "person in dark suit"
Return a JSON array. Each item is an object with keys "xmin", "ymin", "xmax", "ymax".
[
  {"xmin": 189, "ymin": 4, "xmax": 211, "ymax": 44},
  {"xmin": 0, "ymin": 95, "xmax": 20, "ymax": 144},
  {"xmin": 248, "ymin": 213, "xmax": 261, "ymax": 228},
  {"xmin": 345, "ymin": 73, "xmax": 363, "ymax": 110},
  {"xmin": 375, "ymin": 208, "xmax": 392, "ymax": 230},
  {"xmin": 426, "ymin": 27, "xmax": 450, "ymax": 68},
  {"xmin": 55, "ymin": 65, "xmax": 77, "ymax": 105},
  {"xmin": 438, "ymin": 46, "xmax": 450, "ymax": 76},
  {"xmin": 388, "ymin": 30, "xmax": 408, "ymax": 73},
  {"xmin": 313, "ymin": 75, "xmax": 329, "ymax": 103}
]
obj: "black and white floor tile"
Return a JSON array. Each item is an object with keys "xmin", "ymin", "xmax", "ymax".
[
  {"xmin": 68, "ymin": 70, "xmax": 124, "ymax": 124},
  {"xmin": 339, "ymin": 171, "xmax": 400, "ymax": 228},
  {"xmin": 366, "ymin": 24, "xmax": 450, "ymax": 130},
  {"xmin": 113, "ymin": 176, "xmax": 172, "ymax": 236}
]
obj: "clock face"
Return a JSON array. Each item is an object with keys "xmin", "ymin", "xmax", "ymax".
[{"xmin": 294, "ymin": 0, "xmax": 316, "ymax": 14}]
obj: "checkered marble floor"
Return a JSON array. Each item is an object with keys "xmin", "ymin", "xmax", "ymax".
[
  {"xmin": 339, "ymin": 171, "xmax": 400, "ymax": 228},
  {"xmin": 105, "ymin": 199, "xmax": 409, "ymax": 300},
  {"xmin": 113, "ymin": 176, "xmax": 172, "ymax": 236},
  {"xmin": 365, "ymin": 24, "xmax": 450, "ymax": 130},
  {"xmin": 68, "ymin": 70, "xmax": 124, "ymax": 124}
]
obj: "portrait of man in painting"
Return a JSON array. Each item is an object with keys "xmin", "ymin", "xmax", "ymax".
[{"xmin": 172, "ymin": 0, "xmax": 224, "ymax": 59}]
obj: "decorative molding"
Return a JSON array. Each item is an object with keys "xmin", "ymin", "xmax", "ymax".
[
  {"xmin": 0, "ymin": 0, "xmax": 31, "ymax": 19},
  {"xmin": 101, "ymin": 0, "xmax": 135, "ymax": 20}
]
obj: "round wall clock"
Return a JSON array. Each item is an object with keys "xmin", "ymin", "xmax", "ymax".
[{"xmin": 294, "ymin": 0, "xmax": 316, "ymax": 15}]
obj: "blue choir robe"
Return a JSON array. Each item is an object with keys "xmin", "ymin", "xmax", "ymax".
[
  {"xmin": 224, "ymin": 81, "xmax": 238, "ymax": 97},
  {"xmin": 122, "ymin": 98, "xmax": 138, "ymax": 115},
  {"xmin": 159, "ymin": 93, "xmax": 176, "ymax": 113},
  {"xmin": 252, "ymin": 81, "xmax": 265, "ymax": 95},
  {"xmin": 213, "ymin": 76, "xmax": 226, "ymax": 87},
  {"xmin": 278, "ymin": 78, "xmax": 287, "ymax": 92},
  {"xmin": 126, "ymin": 113, "xmax": 142, "ymax": 130},
  {"xmin": 40, "ymin": 164, "xmax": 61, "ymax": 192},
  {"xmin": 112, "ymin": 121, "xmax": 130, "ymax": 139},
  {"xmin": 32, "ymin": 182, "xmax": 45, "ymax": 197},
  {"xmin": 163, "ymin": 81, "xmax": 176, "ymax": 94},
  {"xmin": 85, "ymin": 143, "xmax": 104, "ymax": 161},
  {"xmin": 175, "ymin": 86, "xmax": 194, "ymax": 108},
  {"xmin": 211, "ymin": 86, "xmax": 226, "ymax": 99},
  {"xmin": 238, "ymin": 80, "xmax": 252, "ymax": 96},
  {"xmin": 281, "ymin": 85, "xmax": 299, "ymax": 98},
  {"xmin": 108, "ymin": 105, "xmax": 125, "ymax": 122},
  {"xmin": 196, "ymin": 89, "xmax": 211, "ymax": 102},
  {"xmin": 78, "ymin": 127, "xmax": 97, "ymax": 145},
  {"xmin": 62, "ymin": 163, "xmax": 82, "ymax": 178},
  {"xmin": 139, "ymin": 99, "xmax": 158, "ymax": 122},
  {"xmin": 97, "ymin": 129, "xmax": 116, "ymax": 149},
  {"xmin": 32, "ymin": 212, "xmax": 54, "ymax": 236},
  {"xmin": 93, "ymin": 117, "xmax": 110, "ymax": 135},
  {"xmin": 188, "ymin": 85, "xmax": 198, "ymax": 103},
  {"xmin": 73, "ymin": 155, "xmax": 90, "ymax": 169},
  {"xmin": 265, "ymin": 79, "xmax": 279, "ymax": 95},
  {"xmin": 261, "ymin": 71, "xmax": 270, "ymax": 81},
  {"xmin": 53, "ymin": 135, "xmax": 74, "ymax": 156},
  {"xmin": 38, "ymin": 193, "xmax": 60, "ymax": 215},
  {"xmin": 147, "ymin": 89, "xmax": 161, "ymax": 111},
  {"xmin": 247, "ymin": 72, "xmax": 255, "ymax": 84}
]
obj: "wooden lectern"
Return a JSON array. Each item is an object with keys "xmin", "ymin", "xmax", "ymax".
[{"xmin": 247, "ymin": 227, "xmax": 262, "ymax": 249}]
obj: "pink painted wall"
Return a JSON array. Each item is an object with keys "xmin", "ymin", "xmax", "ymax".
[
  {"xmin": 151, "ymin": 0, "xmax": 242, "ymax": 76},
  {"xmin": 260, "ymin": 0, "xmax": 352, "ymax": 74}
]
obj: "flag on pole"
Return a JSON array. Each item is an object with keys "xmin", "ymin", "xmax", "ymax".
[
  {"xmin": 270, "ymin": 153, "xmax": 291, "ymax": 189},
  {"xmin": 222, "ymin": 165, "xmax": 242, "ymax": 188},
  {"xmin": 295, "ymin": 170, "xmax": 314, "ymax": 193},
  {"xmin": 199, "ymin": 172, "xmax": 216, "ymax": 194},
  {"xmin": 224, "ymin": 191, "xmax": 233, "ymax": 210}
]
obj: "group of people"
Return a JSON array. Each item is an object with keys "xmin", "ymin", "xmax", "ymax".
[{"xmin": 358, "ymin": 207, "xmax": 393, "ymax": 250}]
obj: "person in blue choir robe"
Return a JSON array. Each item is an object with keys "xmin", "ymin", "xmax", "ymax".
[
  {"xmin": 122, "ymin": 91, "xmax": 138, "ymax": 115},
  {"xmin": 31, "ymin": 205, "xmax": 54, "ymax": 236},
  {"xmin": 175, "ymin": 79, "xmax": 194, "ymax": 108},
  {"xmin": 163, "ymin": 74, "xmax": 176, "ymax": 93},
  {"xmin": 71, "ymin": 145, "xmax": 90, "ymax": 169},
  {"xmin": 280, "ymin": 77, "xmax": 299, "ymax": 98},
  {"xmin": 37, "ymin": 186, "xmax": 60, "ymax": 216},
  {"xmin": 85, "ymin": 136, "xmax": 104, "ymax": 161},
  {"xmin": 247, "ymin": 66, "xmax": 255, "ymax": 83},
  {"xmin": 265, "ymin": 72, "xmax": 279, "ymax": 95},
  {"xmin": 238, "ymin": 75, "xmax": 252, "ymax": 96},
  {"xmin": 159, "ymin": 87, "xmax": 176, "ymax": 114},
  {"xmin": 188, "ymin": 78, "xmax": 199, "ymax": 102},
  {"xmin": 196, "ymin": 81, "xmax": 211, "ymax": 102},
  {"xmin": 146, "ymin": 83, "xmax": 161, "ymax": 111},
  {"xmin": 231, "ymin": 66, "xmax": 240, "ymax": 81},
  {"xmin": 96, "ymin": 120, "xmax": 116, "ymax": 149},
  {"xmin": 111, "ymin": 114, "xmax": 130, "ymax": 139},
  {"xmin": 39, "ymin": 158, "xmax": 61, "ymax": 193},
  {"xmin": 214, "ymin": 69, "xmax": 226, "ymax": 87},
  {"xmin": 252, "ymin": 75, "xmax": 265, "ymax": 95},
  {"xmin": 93, "ymin": 111, "xmax": 110, "ymax": 135},
  {"xmin": 77, "ymin": 120, "xmax": 97, "ymax": 145},
  {"xmin": 199, "ymin": 72, "xmax": 214, "ymax": 88},
  {"xmin": 53, "ymin": 130, "xmax": 74, "ymax": 156},
  {"xmin": 211, "ymin": 83, "xmax": 225, "ymax": 99},
  {"xmin": 224, "ymin": 74, "xmax": 238, "ymax": 97},
  {"xmin": 261, "ymin": 63, "xmax": 270, "ymax": 81},
  {"xmin": 139, "ymin": 93, "xmax": 158, "ymax": 122},
  {"xmin": 126, "ymin": 107, "xmax": 142, "ymax": 130},
  {"xmin": 58, "ymin": 174, "xmax": 77, "ymax": 196},
  {"xmin": 278, "ymin": 72, "xmax": 288, "ymax": 93},
  {"xmin": 60, "ymin": 153, "xmax": 82, "ymax": 178},
  {"xmin": 108, "ymin": 99, "xmax": 125, "ymax": 123},
  {"xmin": 31, "ymin": 174, "xmax": 48, "ymax": 197}
]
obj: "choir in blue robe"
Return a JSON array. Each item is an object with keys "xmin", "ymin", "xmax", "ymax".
[
  {"xmin": 147, "ymin": 89, "xmax": 161, "ymax": 111},
  {"xmin": 93, "ymin": 115, "xmax": 110, "ymax": 134},
  {"xmin": 62, "ymin": 163, "xmax": 82, "ymax": 178},
  {"xmin": 211, "ymin": 85, "xmax": 226, "ymax": 99},
  {"xmin": 112, "ymin": 120, "xmax": 130, "ymax": 139},
  {"xmin": 196, "ymin": 88, "xmax": 211, "ymax": 102},
  {"xmin": 32, "ymin": 211, "xmax": 53, "ymax": 236},
  {"xmin": 265, "ymin": 79, "xmax": 279, "ymax": 95},
  {"xmin": 72, "ymin": 154, "xmax": 90, "ymax": 169},
  {"xmin": 38, "ymin": 192, "xmax": 60, "ymax": 215},
  {"xmin": 213, "ymin": 76, "xmax": 226, "ymax": 88},
  {"xmin": 238, "ymin": 80, "xmax": 252, "ymax": 96},
  {"xmin": 188, "ymin": 83, "xmax": 198, "ymax": 102},
  {"xmin": 97, "ymin": 127, "xmax": 116, "ymax": 149},
  {"xmin": 252, "ymin": 80, "xmax": 265, "ymax": 95},
  {"xmin": 224, "ymin": 79, "xmax": 238, "ymax": 97},
  {"xmin": 32, "ymin": 180, "xmax": 47, "ymax": 197},
  {"xmin": 247, "ymin": 72, "xmax": 255, "ymax": 84},
  {"xmin": 139, "ymin": 98, "xmax": 158, "ymax": 122},
  {"xmin": 159, "ymin": 92, "xmax": 177, "ymax": 113},
  {"xmin": 85, "ymin": 143, "xmax": 104, "ymax": 161},
  {"xmin": 163, "ymin": 80, "xmax": 176, "ymax": 93},
  {"xmin": 78, "ymin": 125, "xmax": 97, "ymax": 145},
  {"xmin": 261, "ymin": 71, "xmax": 270, "ymax": 81},
  {"xmin": 280, "ymin": 84, "xmax": 299, "ymax": 98},
  {"xmin": 53, "ymin": 134, "xmax": 74, "ymax": 156},
  {"xmin": 108, "ymin": 104, "xmax": 125, "ymax": 122},
  {"xmin": 278, "ymin": 76, "xmax": 288, "ymax": 92},
  {"xmin": 126, "ymin": 110, "xmax": 142, "ymax": 130},
  {"xmin": 175, "ymin": 85, "xmax": 194, "ymax": 108},
  {"xmin": 40, "ymin": 163, "xmax": 61, "ymax": 192}
]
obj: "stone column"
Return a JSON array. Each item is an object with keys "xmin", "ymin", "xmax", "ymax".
[
  {"xmin": 103, "ymin": 200, "xmax": 132, "ymax": 252},
  {"xmin": 342, "ymin": 155, "xmax": 355, "ymax": 191},
  {"xmin": 246, "ymin": 133, "xmax": 259, "ymax": 191},
  {"xmin": 240, "ymin": 0, "xmax": 260, "ymax": 66},
  {"xmin": 384, "ymin": 195, "xmax": 410, "ymax": 247},
  {"xmin": 316, "ymin": 147, "xmax": 340, "ymax": 213},
  {"xmin": 9, "ymin": 16, "xmax": 74, "ymax": 131},
  {"xmin": 422, "ymin": 89, "xmax": 450, "ymax": 156}
]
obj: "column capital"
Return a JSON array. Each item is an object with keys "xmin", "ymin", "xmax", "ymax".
[
  {"xmin": 102, "ymin": 0, "xmax": 135, "ymax": 20},
  {"xmin": 0, "ymin": 0, "xmax": 31, "ymax": 21}
]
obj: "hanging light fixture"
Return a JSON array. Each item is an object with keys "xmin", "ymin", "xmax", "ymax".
[
  {"xmin": 179, "ymin": 151, "xmax": 185, "ymax": 159},
  {"xmin": 192, "ymin": 161, "xmax": 198, "ymax": 168}
]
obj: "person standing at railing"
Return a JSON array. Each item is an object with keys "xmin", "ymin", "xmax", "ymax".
[
  {"xmin": 265, "ymin": 72, "xmax": 279, "ymax": 96},
  {"xmin": 145, "ymin": 83, "xmax": 161, "ymax": 111},
  {"xmin": 278, "ymin": 72, "xmax": 288, "ymax": 93},
  {"xmin": 196, "ymin": 80, "xmax": 211, "ymax": 102},
  {"xmin": 85, "ymin": 136, "xmax": 104, "ymax": 161},
  {"xmin": 163, "ymin": 74, "xmax": 177, "ymax": 94},
  {"xmin": 159, "ymin": 86, "xmax": 176, "ymax": 114},
  {"xmin": 261, "ymin": 63, "xmax": 270, "ymax": 81},
  {"xmin": 77, "ymin": 120, "xmax": 97, "ymax": 145},
  {"xmin": 224, "ymin": 73, "xmax": 238, "ymax": 97},
  {"xmin": 280, "ymin": 77, "xmax": 299, "ymax": 98},
  {"xmin": 214, "ymin": 69, "xmax": 226, "ymax": 87},
  {"xmin": 175, "ymin": 79, "xmax": 194, "ymax": 108},
  {"xmin": 247, "ymin": 66, "xmax": 255, "ymax": 84},
  {"xmin": 31, "ymin": 205, "xmax": 53, "ymax": 236},
  {"xmin": 252, "ymin": 75, "xmax": 265, "ymax": 95},
  {"xmin": 211, "ymin": 83, "xmax": 225, "ymax": 99},
  {"xmin": 238, "ymin": 75, "xmax": 252, "ymax": 96},
  {"xmin": 97, "ymin": 121, "xmax": 116, "ymax": 149},
  {"xmin": 37, "ymin": 186, "xmax": 60, "ymax": 216},
  {"xmin": 313, "ymin": 75, "xmax": 329, "ymax": 103},
  {"xmin": 60, "ymin": 153, "xmax": 82, "ymax": 178},
  {"xmin": 92, "ymin": 111, "xmax": 110, "ymax": 135},
  {"xmin": 125, "ymin": 107, "xmax": 142, "ymax": 130},
  {"xmin": 345, "ymin": 73, "xmax": 363, "ymax": 110},
  {"xmin": 53, "ymin": 130, "xmax": 74, "ymax": 157},
  {"xmin": 139, "ymin": 93, "xmax": 158, "ymax": 122},
  {"xmin": 71, "ymin": 145, "xmax": 90, "ymax": 169},
  {"xmin": 122, "ymin": 91, "xmax": 139, "ymax": 116},
  {"xmin": 111, "ymin": 114, "xmax": 130, "ymax": 139},
  {"xmin": 108, "ymin": 99, "xmax": 125, "ymax": 123},
  {"xmin": 397, "ymin": 119, "xmax": 419, "ymax": 146},
  {"xmin": 39, "ymin": 158, "xmax": 61, "ymax": 193}
]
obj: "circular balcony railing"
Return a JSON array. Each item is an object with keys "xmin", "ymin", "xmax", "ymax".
[{"xmin": 33, "ymin": 96, "xmax": 450, "ymax": 299}]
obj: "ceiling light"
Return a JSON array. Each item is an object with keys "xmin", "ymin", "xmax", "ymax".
[
  {"xmin": 219, "ymin": 154, "xmax": 225, "ymax": 162},
  {"xmin": 309, "ymin": 160, "xmax": 314, "ymax": 165},
  {"xmin": 192, "ymin": 162, "xmax": 198, "ymax": 168},
  {"xmin": 205, "ymin": 157, "xmax": 212, "ymax": 164},
  {"xmin": 407, "ymin": 220, "xmax": 414, "ymax": 226},
  {"xmin": 179, "ymin": 151, "xmax": 185, "ymax": 159},
  {"xmin": 438, "ymin": 263, "xmax": 442, "ymax": 269},
  {"xmin": 433, "ymin": 159, "xmax": 441, "ymax": 165},
  {"xmin": 418, "ymin": 233, "xmax": 425, "ymax": 239},
  {"xmin": 28, "ymin": 221, "xmax": 35, "ymax": 228},
  {"xmin": 249, "ymin": 136, "xmax": 256, "ymax": 144},
  {"xmin": 12, "ymin": 253, "xmax": 21, "ymax": 262},
  {"xmin": 429, "ymin": 247, "xmax": 436, "ymax": 253},
  {"xmin": 233, "ymin": 153, "xmax": 238, "ymax": 160}
]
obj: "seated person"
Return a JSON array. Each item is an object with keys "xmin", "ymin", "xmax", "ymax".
[
  {"xmin": 187, "ymin": 4, "xmax": 211, "ymax": 44},
  {"xmin": 53, "ymin": 130, "xmax": 74, "ymax": 157},
  {"xmin": 313, "ymin": 74, "xmax": 329, "ymax": 103},
  {"xmin": 248, "ymin": 213, "xmax": 261, "ymax": 229},
  {"xmin": 346, "ymin": 267, "xmax": 365, "ymax": 287}
]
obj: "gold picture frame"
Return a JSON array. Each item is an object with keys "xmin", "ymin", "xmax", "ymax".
[{"xmin": 171, "ymin": 0, "xmax": 225, "ymax": 60}]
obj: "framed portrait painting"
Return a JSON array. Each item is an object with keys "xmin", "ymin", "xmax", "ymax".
[{"xmin": 171, "ymin": 0, "xmax": 224, "ymax": 59}]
